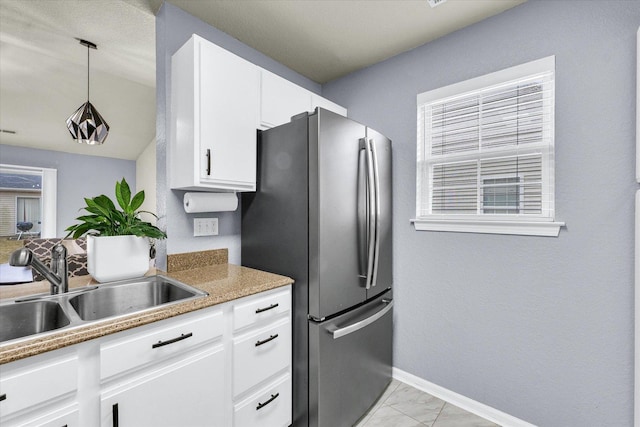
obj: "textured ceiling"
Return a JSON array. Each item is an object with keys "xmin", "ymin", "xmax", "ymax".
[
  {"xmin": 0, "ymin": 0, "xmax": 526, "ymax": 161},
  {"xmin": 167, "ymin": 0, "xmax": 526, "ymax": 83},
  {"xmin": 0, "ymin": 0, "xmax": 156, "ymax": 160}
]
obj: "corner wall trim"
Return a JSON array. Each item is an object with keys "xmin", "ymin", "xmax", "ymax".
[{"xmin": 392, "ymin": 367, "xmax": 537, "ymax": 427}]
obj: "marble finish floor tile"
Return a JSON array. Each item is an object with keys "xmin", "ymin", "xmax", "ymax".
[
  {"xmin": 432, "ymin": 403, "xmax": 500, "ymax": 427},
  {"xmin": 355, "ymin": 380, "xmax": 500, "ymax": 427}
]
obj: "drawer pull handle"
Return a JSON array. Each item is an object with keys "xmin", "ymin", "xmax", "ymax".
[
  {"xmin": 255, "ymin": 334, "xmax": 279, "ymax": 347},
  {"xmin": 152, "ymin": 332, "xmax": 193, "ymax": 349},
  {"xmin": 256, "ymin": 392, "xmax": 280, "ymax": 410},
  {"xmin": 0, "ymin": 393, "xmax": 5, "ymax": 402},
  {"xmin": 112, "ymin": 403, "xmax": 119, "ymax": 427},
  {"xmin": 255, "ymin": 303, "xmax": 279, "ymax": 314}
]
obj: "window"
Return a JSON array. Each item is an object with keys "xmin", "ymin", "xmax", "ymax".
[
  {"xmin": 412, "ymin": 56, "xmax": 564, "ymax": 236},
  {"xmin": 0, "ymin": 164, "xmax": 57, "ymax": 238}
]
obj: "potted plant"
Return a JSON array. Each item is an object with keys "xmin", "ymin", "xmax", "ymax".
[{"xmin": 65, "ymin": 178, "xmax": 166, "ymax": 282}]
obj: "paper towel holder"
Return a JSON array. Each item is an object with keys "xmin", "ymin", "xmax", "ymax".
[{"xmin": 183, "ymin": 192, "xmax": 238, "ymax": 213}]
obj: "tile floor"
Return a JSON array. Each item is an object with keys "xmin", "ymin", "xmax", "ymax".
[{"xmin": 355, "ymin": 380, "xmax": 500, "ymax": 427}]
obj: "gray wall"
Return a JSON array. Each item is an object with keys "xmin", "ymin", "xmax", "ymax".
[
  {"xmin": 155, "ymin": 2, "xmax": 321, "ymax": 268},
  {"xmin": 0, "ymin": 144, "xmax": 135, "ymax": 238},
  {"xmin": 323, "ymin": 1, "xmax": 637, "ymax": 425}
]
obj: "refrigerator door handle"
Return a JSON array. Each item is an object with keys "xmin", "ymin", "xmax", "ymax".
[
  {"xmin": 369, "ymin": 138, "xmax": 381, "ymax": 288},
  {"xmin": 329, "ymin": 300, "xmax": 393, "ymax": 339},
  {"xmin": 364, "ymin": 139, "xmax": 377, "ymax": 290},
  {"xmin": 357, "ymin": 143, "xmax": 369, "ymax": 280}
]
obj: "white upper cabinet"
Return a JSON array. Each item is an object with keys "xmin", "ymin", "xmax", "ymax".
[
  {"xmin": 170, "ymin": 35, "xmax": 259, "ymax": 192},
  {"xmin": 260, "ymin": 70, "xmax": 312, "ymax": 129},
  {"xmin": 259, "ymin": 70, "xmax": 347, "ymax": 130},
  {"xmin": 170, "ymin": 34, "xmax": 346, "ymax": 191}
]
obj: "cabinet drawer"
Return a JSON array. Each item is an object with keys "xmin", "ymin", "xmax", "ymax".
[
  {"xmin": 233, "ymin": 318, "xmax": 291, "ymax": 396},
  {"xmin": 0, "ymin": 355, "xmax": 77, "ymax": 419},
  {"xmin": 101, "ymin": 308, "xmax": 223, "ymax": 380},
  {"xmin": 233, "ymin": 287, "xmax": 291, "ymax": 331},
  {"xmin": 234, "ymin": 375, "xmax": 291, "ymax": 427},
  {"xmin": 7, "ymin": 405, "xmax": 79, "ymax": 427}
]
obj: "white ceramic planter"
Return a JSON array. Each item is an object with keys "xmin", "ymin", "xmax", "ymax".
[{"xmin": 87, "ymin": 235, "xmax": 150, "ymax": 283}]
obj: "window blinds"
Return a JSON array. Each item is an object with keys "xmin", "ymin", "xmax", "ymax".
[{"xmin": 417, "ymin": 67, "xmax": 554, "ymax": 220}]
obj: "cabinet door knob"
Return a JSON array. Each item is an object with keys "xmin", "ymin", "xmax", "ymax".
[
  {"xmin": 256, "ymin": 392, "xmax": 280, "ymax": 410},
  {"xmin": 255, "ymin": 334, "xmax": 279, "ymax": 347}
]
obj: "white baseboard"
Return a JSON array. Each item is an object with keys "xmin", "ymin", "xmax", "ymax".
[{"xmin": 392, "ymin": 367, "xmax": 537, "ymax": 427}]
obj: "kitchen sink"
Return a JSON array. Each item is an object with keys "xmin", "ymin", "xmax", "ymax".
[
  {"xmin": 0, "ymin": 276, "xmax": 207, "ymax": 345},
  {"xmin": 0, "ymin": 300, "xmax": 71, "ymax": 343},
  {"xmin": 69, "ymin": 277, "xmax": 206, "ymax": 321}
]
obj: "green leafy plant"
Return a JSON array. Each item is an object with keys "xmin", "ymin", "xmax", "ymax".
[{"xmin": 65, "ymin": 178, "xmax": 167, "ymax": 239}]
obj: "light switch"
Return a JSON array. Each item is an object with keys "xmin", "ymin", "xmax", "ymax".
[{"xmin": 194, "ymin": 218, "xmax": 219, "ymax": 236}]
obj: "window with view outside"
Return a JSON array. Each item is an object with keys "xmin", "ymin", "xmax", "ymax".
[{"xmin": 413, "ymin": 56, "xmax": 563, "ymax": 236}]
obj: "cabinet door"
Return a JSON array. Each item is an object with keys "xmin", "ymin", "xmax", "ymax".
[
  {"xmin": 260, "ymin": 70, "xmax": 311, "ymax": 129},
  {"xmin": 199, "ymin": 40, "xmax": 259, "ymax": 190},
  {"xmin": 100, "ymin": 347, "xmax": 225, "ymax": 427},
  {"xmin": 0, "ymin": 354, "xmax": 77, "ymax": 420}
]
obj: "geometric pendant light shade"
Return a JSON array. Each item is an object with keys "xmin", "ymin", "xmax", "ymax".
[
  {"xmin": 66, "ymin": 39, "xmax": 109, "ymax": 145},
  {"xmin": 66, "ymin": 101, "xmax": 110, "ymax": 145}
]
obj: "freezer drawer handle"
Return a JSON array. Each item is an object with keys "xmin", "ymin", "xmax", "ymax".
[
  {"xmin": 152, "ymin": 332, "xmax": 193, "ymax": 349},
  {"xmin": 255, "ymin": 303, "xmax": 279, "ymax": 314},
  {"xmin": 331, "ymin": 300, "xmax": 393, "ymax": 339},
  {"xmin": 255, "ymin": 334, "xmax": 279, "ymax": 347},
  {"xmin": 256, "ymin": 392, "xmax": 280, "ymax": 410}
]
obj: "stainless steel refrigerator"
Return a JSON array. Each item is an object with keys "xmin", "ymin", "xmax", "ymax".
[{"xmin": 242, "ymin": 108, "xmax": 393, "ymax": 427}]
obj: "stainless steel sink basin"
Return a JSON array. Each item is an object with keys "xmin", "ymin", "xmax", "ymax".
[
  {"xmin": 0, "ymin": 300, "xmax": 71, "ymax": 343},
  {"xmin": 0, "ymin": 276, "xmax": 207, "ymax": 345},
  {"xmin": 69, "ymin": 277, "xmax": 206, "ymax": 321}
]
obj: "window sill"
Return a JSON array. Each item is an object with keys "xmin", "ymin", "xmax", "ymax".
[{"xmin": 410, "ymin": 218, "xmax": 564, "ymax": 237}]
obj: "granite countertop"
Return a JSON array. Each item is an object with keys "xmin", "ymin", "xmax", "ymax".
[{"xmin": 0, "ymin": 249, "xmax": 293, "ymax": 365}]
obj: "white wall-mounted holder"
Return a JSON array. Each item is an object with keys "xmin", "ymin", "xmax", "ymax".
[{"xmin": 183, "ymin": 192, "xmax": 238, "ymax": 213}]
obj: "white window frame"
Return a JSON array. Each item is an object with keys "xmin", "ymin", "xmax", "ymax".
[
  {"xmin": 0, "ymin": 164, "xmax": 57, "ymax": 238},
  {"xmin": 411, "ymin": 56, "xmax": 564, "ymax": 237}
]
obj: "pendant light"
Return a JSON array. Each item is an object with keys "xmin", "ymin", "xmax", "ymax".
[{"xmin": 66, "ymin": 39, "xmax": 109, "ymax": 145}]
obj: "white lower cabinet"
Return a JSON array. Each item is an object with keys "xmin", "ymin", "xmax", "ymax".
[
  {"xmin": 234, "ymin": 374, "xmax": 291, "ymax": 427},
  {"xmin": 232, "ymin": 288, "xmax": 292, "ymax": 426},
  {"xmin": 0, "ymin": 350, "xmax": 78, "ymax": 427},
  {"xmin": 100, "ymin": 347, "xmax": 225, "ymax": 427},
  {"xmin": 233, "ymin": 318, "xmax": 291, "ymax": 396},
  {"xmin": 0, "ymin": 285, "xmax": 292, "ymax": 427}
]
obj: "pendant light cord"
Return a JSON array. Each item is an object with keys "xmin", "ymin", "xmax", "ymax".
[{"xmin": 87, "ymin": 43, "xmax": 90, "ymax": 102}]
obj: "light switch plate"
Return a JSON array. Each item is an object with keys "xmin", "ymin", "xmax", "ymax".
[{"xmin": 193, "ymin": 218, "xmax": 219, "ymax": 237}]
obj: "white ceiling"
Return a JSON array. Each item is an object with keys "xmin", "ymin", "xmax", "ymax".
[
  {"xmin": 169, "ymin": 0, "xmax": 526, "ymax": 84},
  {"xmin": 0, "ymin": 0, "xmax": 525, "ymax": 161}
]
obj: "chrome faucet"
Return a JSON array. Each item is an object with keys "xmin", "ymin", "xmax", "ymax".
[{"xmin": 10, "ymin": 244, "xmax": 69, "ymax": 294}]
